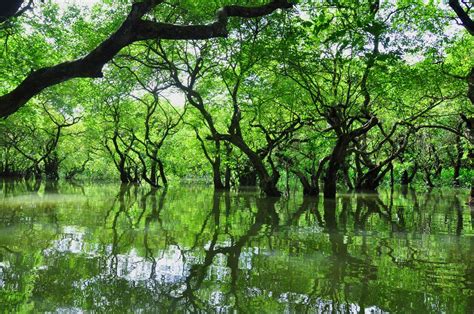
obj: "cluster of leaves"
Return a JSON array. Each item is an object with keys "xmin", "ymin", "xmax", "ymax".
[{"xmin": 0, "ymin": 0, "xmax": 472, "ymax": 193}]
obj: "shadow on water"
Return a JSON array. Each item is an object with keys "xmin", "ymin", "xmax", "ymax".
[{"xmin": 0, "ymin": 181, "xmax": 472, "ymax": 312}]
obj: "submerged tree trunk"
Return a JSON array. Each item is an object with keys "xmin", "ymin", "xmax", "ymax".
[
  {"xmin": 118, "ymin": 159, "xmax": 129, "ymax": 183},
  {"xmin": 219, "ymin": 134, "xmax": 281, "ymax": 196},
  {"xmin": 290, "ymin": 156, "xmax": 329, "ymax": 196},
  {"xmin": 424, "ymin": 169, "xmax": 435, "ymax": 188},
  {"xmin": 293, "ymin": 170, "xmax": 319, "ymax": 196},
  {"xmin": 238, "ymin": 161, "xmax": 257, "ymax": 186},
  {"xmin": 157, "ymin": 159, "xmax": 167, "ymax": 186},
  {"xmin": 323, "ymin": 117, "xmax": 378, "ymax": 199},
  {"xmin": 44, "ymin": 152, "xmax": 61, "ymax": 181},
  {"xmin": 355, "ymin": 163, "xmax": 393, "ymax": 191},
  {"xmin": 324, "ymin": 135, "xmax": 350, "ymax": 199},
  {"xmin": 212, "ymin": 161, "xmax": 225, "ymax": 190}
]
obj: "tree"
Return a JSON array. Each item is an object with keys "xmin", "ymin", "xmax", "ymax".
[
  {"xmin": 448, "ymin": 0, "xmax": 474, "ymax": 204},
  {"xmin": 0, "ymin": 0, "xmax": 293, "ymax": 117}
]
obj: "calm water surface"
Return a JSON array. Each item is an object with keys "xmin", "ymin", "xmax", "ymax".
[{"xmin": 0, "ymin": 181, "xmax": 473, "ymax": 313}]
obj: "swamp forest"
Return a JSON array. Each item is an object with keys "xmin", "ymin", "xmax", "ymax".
[{"xmin": 0, "ymin": 0, "xmax": 473, "ymax": 312}]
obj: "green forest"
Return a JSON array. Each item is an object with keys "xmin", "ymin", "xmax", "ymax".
[
  {"xmin": 1, "ymin": 1, "xmax": 474, "ymax": 312},
  {"xmin": 0, "ymin": 0, "xmax": 472, "ymax": 199}
]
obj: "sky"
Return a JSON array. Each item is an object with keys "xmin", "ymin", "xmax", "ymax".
[{"xmin": 55, "ymin": 0, "xmax": 100, "ymax": 7}]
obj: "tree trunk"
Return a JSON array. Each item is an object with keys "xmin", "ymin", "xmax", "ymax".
[
  {"xmin": 0, "ymin": 0, "xmax": 24, "ymax": 23},
  {"xmin": 401, "ymin": 163, "xmax": 418, "ymax": 185},
  {"xmin": 323, "ymin": 135, "xmax": 350, "ymax": 199},
  {"xmin": 260, "ymin": 177, "xmax": 281, "ymax": 197},
  {"xmin": 341, "ymin": 162, "xmax": 353, "ymax": 190},
  {"xmin": 118, "ymin": 159, "xmax": 129, "ymax": 183},
  {"xmin": 238, "ymin": 162, "xmax": 257, "ymax": 186},
  {"xmin": 44, "ymin": 153, "xmax": 60, "ymax": 181},
  {"xmin": 150, "ymin": 150, "xmax": 158, "ymax": 185},
  {"xmin": 158, "ymin": 159, "xmax": 167, "ymax": 186},
  {"xmin": 424, "ymin": 169, "xmax": 434, "ymax": 188},
  {"xmin": 212, "ymin": 161, "xmax": 225, "ymax": 190},
  {"xmin": 356, "ymin": 168, "xmax": 381, "ymax": 191},
  {"xmin": 401, "ymin": 170, "xmax": 409, "ymax": 185},
  {"xmin": 251, "ymin": 156, "xmax": 280, "ymax": 197},
  {"xmin": 294, "ymin": 171, "xmax": 318, "ymax": 196},
  {"xmin": 224, "ymin": 143, "xmax": 232, "ymax": 189},
  {"xmin": 390, "ymin": 165, "xmax": 394, "ymax": 188},
  {"xmin": 355, "ymin": 164, "xmax": 392, "ymax": 191}
]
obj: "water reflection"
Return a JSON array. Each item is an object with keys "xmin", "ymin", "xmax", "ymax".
[{"xmin": 0, "ymin": 181, "xmax": 472, "ymax": 312}]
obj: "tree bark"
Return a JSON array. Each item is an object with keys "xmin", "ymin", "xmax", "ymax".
[
  {"xmin": 323, "ymin": 135, "xmax": 351, "ymax": 199},
  {"xmin": 0, "ymin": 0, "xmax": 24, "ymax": 23},
  {"xmin": 158, "ymin": 159, "xmax": 167, "ymax": 186},
  {"xmin": 212, "ymin": 161, "xmax": 225, "ymax": 190},
  {"xmin": 219, "ymin": 134, "xmax": 281, "ymax": 196},
  {"xmin": 238, "ymin": 161, "xmax": 257, "ymax": 186},
  {"xmin": 449, "ymin": 0, "xmax": 474, "ymax": 36},
  {"xmin": 323, "ymin": 117, "xmax": 378, "ymax": 198}
]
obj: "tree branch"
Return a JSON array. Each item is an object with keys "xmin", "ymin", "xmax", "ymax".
[
  {"xmin": 0, "ymin": 0, "xmax": 293, "ymax": 117},
  {"xmin": 449, "ymin": 0, "xmax": 474, "ymax": 35}
]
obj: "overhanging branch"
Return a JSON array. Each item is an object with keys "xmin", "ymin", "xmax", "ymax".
[
  {"xmin": 0, "ymin": 0, "xmax": 293, "ymax": 117},
  {"xmin": 449, "ymin": 0, "xmax": 474, "ymax": 35}
]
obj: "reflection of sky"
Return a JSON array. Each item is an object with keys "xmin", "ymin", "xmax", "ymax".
[
  {"xmin": 54, "ymin": 0, "xmax": 100, "ymax": 8},
  {"xmin": 113, "ymin": 246, "xmax": 187, "ymax": 284},
  {"xmin": 44, "ymin": 226, "xmax": 91, "ymax": 255},
  {"xmin": 36, "ymin": 226, "xmax": 390, "ymax": 311},
  {"xmin": 0, "ymin": 262, "xmax": 9, "ymax": 288},
  {"xmin": 45, "ymin": 226, "xmax": 190, "ymax": 285}
]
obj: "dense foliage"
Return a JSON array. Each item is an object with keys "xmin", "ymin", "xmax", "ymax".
[{"xmin": 0, "ymin": 0, "xmax": 472, "ymax": 198}]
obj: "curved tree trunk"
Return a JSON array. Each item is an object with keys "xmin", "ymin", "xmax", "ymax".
[
  {"xmin": 219, "ymin": 134, "xmax": 281, "ymax": 196},
  {"xmin": 291, "ymin": 156, "xmax": 330, "ymax": 196},
  {"xmin": 424, "ymin": 169, "xmax": 434, "ymax": 188},
  {"xmin": 323, "ymin": 135, "xmax": 350, "ymax": 199},
  {"xmin": 293, "ymin": 170, "xmax": 319, "ymax": 196},
  {"xmin": 44, "ymin": 155, "xmax": 60, "ymax": 181}
]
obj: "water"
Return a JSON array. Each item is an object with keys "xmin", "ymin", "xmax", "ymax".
[{"xmin": 0, "ymin": 181, "xmax": 473, "ymax": 313}]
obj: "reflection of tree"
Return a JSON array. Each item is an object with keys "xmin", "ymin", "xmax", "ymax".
[
  {"xmin": 107, "ymin": 184, "xmax": 139, "ymax": 276},
  {"xmin": 0, "ymin": 190, "xmax": 60, "ymax": 311},
  {"xmin": 1, "ymin": 183, "xmax": 474, "ymax": 312},
  {"xmin": 143, "ymin": 187, "xmax": 167, "ymax": 280},
  {"xmin": 172, "ymin": 193, "xmax": 279, "ymax": 311},
  {"xmin": 319, "ymin": 198, "xmax": 377, "ymax": 312}
]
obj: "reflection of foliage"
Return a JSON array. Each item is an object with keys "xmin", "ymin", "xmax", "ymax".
[{"xmin": 0, "ymin": 182, "xmax": 472, "ymax": 311}]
